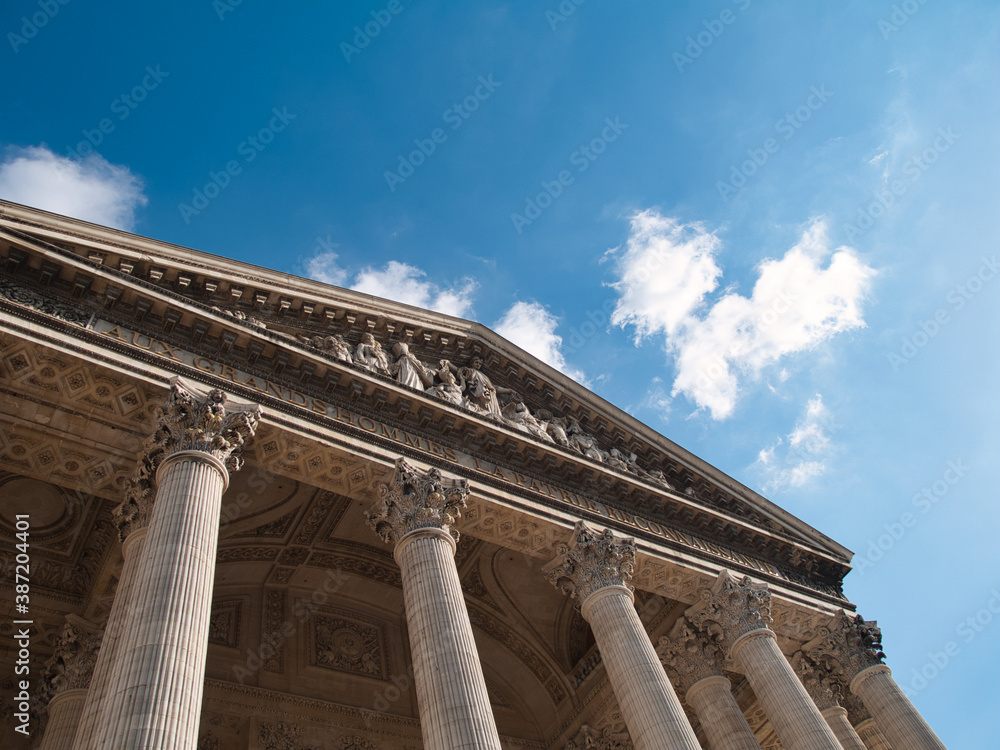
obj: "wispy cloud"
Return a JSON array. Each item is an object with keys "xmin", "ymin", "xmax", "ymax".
[
  {"xmin": 609, "ymin": 209, "xmax": 876, "ymax": 419},
  {"xmin": 304, "ymin": 252, "xmax": 478, "ymax": 318},
  {"xmin": 755, "ymin": 394, "xmax": 834, "ymax": 493},
  {"xmin": 494, "ymin": 300, "xmax": 587, "ymax": 383},
  {"xmin": 0, "ymin": 145, "xmax": 147, "ymax": 230}
]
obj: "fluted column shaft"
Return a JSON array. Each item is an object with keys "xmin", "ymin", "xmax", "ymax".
[
  {"xmin": 71, "ymin": 528, "xmax": 147, "ymax": 750},
  {"xmin": 38, "ymin": 689, "xmax": 88, "ymax": 750},
  {"xmin": 731, "ymin": 630, "xmax": 840, "ymax": 750},
  {"xmin": 685, "ymin": 676, "xmax": 761, "ymax": 750},
  {"xmin": 851, "ymin": 666, "xmax": 945, "ymax": 750},
  {"xmin": 821, "ymin": 707, "xmax": 867, "ymax": 750},
  {"xmin": 582, "ymin": 586, "xmax": 701, "ymax": 750},
  {"xmin": 94, "ymin": 451, "xmax": 229, "ymax": 750},
  {"xmin": 854, "ymin": 718, "xmax": 893, "ymax": 750},
  {"xmin": 395, "ymin": 527, "xmax": 501, "ymax": 750}
]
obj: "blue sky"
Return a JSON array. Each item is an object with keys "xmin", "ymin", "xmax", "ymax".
[{"xmin": 2, "ymin": 1, "xmax": 997, "ymax": 745}]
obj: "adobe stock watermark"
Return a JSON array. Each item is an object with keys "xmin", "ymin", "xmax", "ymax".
[
  {"xmin": 7, "ymin": 0, "xmax": 70, "ymax": 54},
  {"xmin": 546, "ymin": 0, "xmax": 586, "ymax": 31},
  {"xmin": 510, "ymin": 116, "xmax": 628, "ymax": 233},
  {"xmin": 340, "ymin": 0, "xmax": 407, "ymax": 63},
  {"xmin": 672, "ymin": 0, "xmax": 752, "ymax": 73},
  {"xmin": 903, "ymin": 585, "xmax": 1000, "ymax": 698},
  {"xmin": 231, "ymin": 567, "xmax": 349, "ymax": 684},
  {"xmin": 65, "ymin": 65, "xmax": 169, "ymax": 160},
  {"xmin": 853, "ymin": 459, "xmax": 969, "ymax": 574},
  {"xmin": 177, "ymin": 106, "xmax": 296, "ymax": 224},
  {"xmin": 843, "ymin": 127, "xmax": 958, "ymax": 241},
  {"xmin": 384, "ymin": 74, "xmax": 502, "ymax": 192},
  {"xmin": 878, "ymin": 0, "xmax": 929, "ymax": 40},
  {"xmin": 717, "ymin": 84, "xmax": 833, "ymax": 200},
  {"xmin": 886, "ymin": 254, "xmax": 997, "ymax": 371}
]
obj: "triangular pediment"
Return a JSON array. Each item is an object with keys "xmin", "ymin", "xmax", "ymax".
[{"xmin": 0, "ymin": 201, "xmax": 853, "ymax": 601}]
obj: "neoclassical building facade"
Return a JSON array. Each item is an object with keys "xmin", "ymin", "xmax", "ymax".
[{"xmin": 0, "ymin": 201, "xmax": 947, "ymax": 750}]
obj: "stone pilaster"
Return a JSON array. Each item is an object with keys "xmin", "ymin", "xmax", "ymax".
[
  {"xmin": 802, "ymin": 610, "xmax": 945, "ymax": 750},
  {"xmin": 792, "ymin": 653, "xmax": 866, "ymax": 750},
  {"xmin": 93, "ymin": 378, "xmax": 260, "ymax": 750},
  {"xmin": 366, "ymin": 458, "xmax": 501, "ymax": 750},
  {"xmin": 658, "ymin": 617, "xmax": 759, "ymax": 750},
  {"xmin": 72, "ymin": 457, "xmax": 154, "ymax": 750},
  {"xmin": 37, "ymin": 616, "xmax": 103, "ymax": 750},
  {"xmin": 546, "ymin": 522, "xmax": 700, "ymax": 750},
  {"xmin": 686, "ymin": 571, "xmax": 840, "ymax": 750}
]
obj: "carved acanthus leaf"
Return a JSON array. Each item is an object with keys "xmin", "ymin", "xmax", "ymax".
[
  {"xmin": 544, "ymin": 521, "xmax": 636, "ymax": 603},
  {"xmin": 801, "ymin": 609, "xmax": 885, "ymax": 684},
  {"xmin": 365, "ymin": 458, "xmax": 469, "ymax": 545},
  {"xmin": 685, "ymin": 570, "xmax": 772, "ymax": 651},
  {"xmin": 656, "ymin": 616, "xmax": 726, "ymax": 694}
]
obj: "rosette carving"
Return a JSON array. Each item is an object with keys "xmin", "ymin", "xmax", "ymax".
[
  {"xmin": 364, "ymin": 458, "xmax": 470, "ymax": 545},
  {"xmin": 656, "ymin": 616, "xmax": 726, "ymax": 694},
  {"xmin": 544, "ymin": 522, "xmax": 636, "ymax": 603},
  {"xmin": 685, "ymin": 570, "xmax": 772, "ymax": 651},
  {"xmin": 801, "ymin": 609, "xmax": 885, "ymax": 684}
]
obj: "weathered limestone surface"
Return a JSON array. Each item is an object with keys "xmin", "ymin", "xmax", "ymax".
[
  {"xmin": 548, "ymin": 522, "xmax": 701, "ymax": 750},
  {"xmin": 367, "ymin": 458, "xmax": 502, "ymax": 750}
]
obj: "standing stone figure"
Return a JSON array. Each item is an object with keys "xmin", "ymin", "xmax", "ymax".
[
  {"xmin": 354, "ymin": 333, "xmax": 390, "ymax": 375},
  {"xmin": 455, "ymin": 356, "xmax": 511, "ymax": 420},
  {"xmin": 391, "ymin": 342, "xmax": 434, "ymax": 390}
]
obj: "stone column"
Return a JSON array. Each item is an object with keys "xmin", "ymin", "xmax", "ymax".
[
  {"xmin": 546, "ymin": 522, "xmax": 701, "ymax": 750},
  {"xmin": 72, "ymin": 454, "xmax": 154, "ymax": 750},
  {"xmin": 791, "ymin": 652, "xmax": 866, "ymax": 750},
  {"xmin": 658, "ymin": 617, "xmax": 760, "ymax": 750},
  {"xmin": 365, "ymin": 458, "xmax": 501, "ymax": 750},
  {"xmin": 802, "ymin": 610, "xmax": 945, "ymax": 750},
  {"xmin": 93, "ymin": 379, "xmax": 261, "ymax": 750},
  {"xmin": 37, "ymin": 616, "xmax": 103, "ymax": 750},
  {"xmin": 686, "ymin": 571, "xmax": 840, "ymax": 750},
  {"xmin": 842, "ymin": 684, "xmax": 893, "ymax": 749}
]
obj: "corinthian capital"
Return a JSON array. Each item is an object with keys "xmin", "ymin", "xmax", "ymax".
[
  {"xmin": 365, "ymin": 458, "xmax": 470, "ymax": 546},
  {"xmin": 111, "ymin": 450, "xmax": 157, "ymax": 541},
  {"xmin": 148, "ymin": 377, "xmax": 262, "ymax": 472},
  {"xmin": 544, "ymin": 522, "xmax": 636, "ymax": 603},
  {"xmin": 801, "ymin": 609, "xmax": 885, "ymax": 684},
  {"xmin": 685, "ymin": 570, "xmax": 772, "ymax": 651},
  {"xmin": 39, "ymin": 616, "xmax": 103, "ymax": 705},
  {"xmin": 791, "ymin": 651, "xmax": 843, "ymax": 710},
  {"xmin": 657, "ymin": 616, "xmax": 727, "ymax": 694}
]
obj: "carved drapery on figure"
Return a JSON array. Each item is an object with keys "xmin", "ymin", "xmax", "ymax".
[
  {"xmin": 685, "ymin": 570, "xmax": 772, "ymax": 649},
  {"xmin": 364, "ymin": 458, "xmax": 470, "ymax": 544},
  {"xmin": 801, "ymin": 609, "xmax": 885, "ymax": 684},
  {"xmin": 544, "ymin": 521, "xmax": 636, "ymax": 603}
]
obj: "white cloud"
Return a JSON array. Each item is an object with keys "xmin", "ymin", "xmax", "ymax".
[
  {"xmin": 610, "ymin": 210, "xmax": 876, "ymax": 419},
  {"xmin": 0, "ymin": 145, "xmax": 146, "ymax": 230},
  {"xmin": 494, "ymin": 301, "xmax": 587, "ymax": 383},
  {"xmin": 304, "ymin": 251, "xmax": 348, "ymax": 286},
  {"xmin": 351, "ymin": 261, "xmax": 477, "ymax": 318},
  {"xmin": 755, "ymin": 394, "xmax": 833, "ymax": 493},
  {"xmin": 305, "ymin": 251, "xmax": 479, "ymax": 318}
]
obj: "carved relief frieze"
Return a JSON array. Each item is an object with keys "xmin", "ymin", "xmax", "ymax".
[
  {"xmin": 310, "ymin": 611, "xmax": 388, "ymax": 681},
  {"xmin": 0, "ymin": 277, "xmax": 91, "ymax": 326},
  {"xmin": 208, "ymin": 600, "xmax": 243, "ymax": 650},
  {"xmin": 263, "ymin": 588, "xmax": 285, "ymax": 673},
  {"xmin": 258, "ymin": 721, "xmax": 322, "ymax": 750}
]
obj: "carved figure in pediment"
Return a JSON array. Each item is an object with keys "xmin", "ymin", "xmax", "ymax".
[
  {"xmin": 390, "ymin": 342, "xmax": 434, "ymax": 390},
  {"xmin": 646, "ymin": 469, "xmax": 674, "ymax": 490},
  {"xmin": 538, "ymin": 411, "xmax": 571, "ymax": 447},
  {"xmin": 354, "ymin": 333, "xmax": 390, "ymax": 376},
  {"xmin": 502, "ymin": 398, "xmax": 555, "ymax": 443},
  {"xmin": 426, "ymin": 359, "xmax": 466, "ymax": 406},
  {"xmin": 566, "ymin": 418, "xmax": 606, "ymax": 462},
  {"xmin": 307, "ymin": 334, "xmax": 353, "ymax": 363},
  {"xmin": 454, "ymin": 355, "xmax": 512, "ymax": 419}
]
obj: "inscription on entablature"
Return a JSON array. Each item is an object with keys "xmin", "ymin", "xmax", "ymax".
[{"xmin": 93, "ymin": 320, "xmax": 785, "ymax": 580}]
